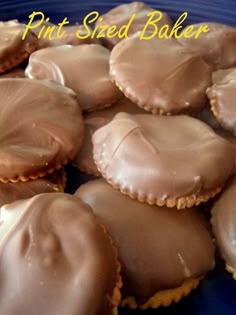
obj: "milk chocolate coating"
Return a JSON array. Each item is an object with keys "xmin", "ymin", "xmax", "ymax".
[
  {"xmin": 197, "ymin": 69, "xmax": 236, "ymax": 131},
  {"xmin": 0, "ymin": 79, "xmax": 83, "ymax": 181},
  {"xmin": 215, "ymin": 131, "xmax": 236, "ymax": 170},
  {"xmin": 25, "ymin": 44, "xmax": 122, "ymax": 112},
  {"xmin": 196, "ymin": 104, "xmax": 236, "ymax": 166},
  {"xmin": 0, "ymin": 170, "xmax": 64, "ymax": 207},
  {"xmin": 212, "ymin": 68, "xmax": 236, "ymax": 85},
  {"xmin": 96, "ymin": 1, "xmax": 172, "ymax": 48},
  {"xmin": 211, "ymin": 177, "xmax": 236, "ymax": 270},
  {"xmin": 92, "ymin": 113, "xmax": 235, "ymax": 205},
  {"xmin": 197, "ymin": 108, "xmax": 236, "ymax": 167},
  {"xmin": 74, "ymin": 97, "xmax": 145, "ymax": 175},
  {"xmin": 33, "ymin": 24, "xmax": 99, "ymax": 49},
  {"xmin": 198, "ymin": 69, "xmax": 236, "ymax": 143},
  {"xmin": 179, "ymin": 23, "xmax": 236, "ymax": 70},
  {"xmin": 76, "ymin": 179, "xmax": 215, "ymax": 304},
  {"xmin": 0, "ymin": 21, "xmax": 37, "ymax": 72},
  {"xmin": 0, "ymin": 193, "xmax": 119, "ymax": 315},
  {"xmin": 207, "ymin": 68, "xmax": 236, "ymax": 135},
  {"xmin": 110, "ymin": 36, "xmax": 212, "ymax": 114}
]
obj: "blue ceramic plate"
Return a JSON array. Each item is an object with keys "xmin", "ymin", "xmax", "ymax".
[{"xmin": 1, "ymin": 1, "xmax": 236, "ymax": 314}]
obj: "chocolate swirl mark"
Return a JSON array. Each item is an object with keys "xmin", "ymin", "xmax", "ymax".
[
  {"xmin": 94, "ymin": 117, "xmax": 141, "ymax": 171},
  {"xmin": 26, "ymin": 59, "xmax": 66, "ymax": 85},
  {"xmin": 22, "ymin": 11, "xmax": 209, "ymax": 41},
  {"xmin": 177, "ymin": 253, "xmax": 191, "ymax": 278}
]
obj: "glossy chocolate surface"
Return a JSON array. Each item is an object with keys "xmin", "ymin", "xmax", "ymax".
[
  {"xmin": 25, "ymin": 44, "xmax": 122, "ymax": 111},
  {"xmin": 96, "ymin": 1, "xmax": 172, "ymax": 48},
  {"xmin": 92, "ymin": 113, "xmax": 235, "ymax": 203},
  {"xmin": 76, "ymin": 179, "xmax": 215, "ymax": 304},
  {"xmin": 0, "ymin": 193, "xmax": 119, "ymax": 315},
  {"xmin": 74, "ymin": 97, "xmax": 145, "ymax": 175},
  {"xmin": 196, "ymin": 105, "xmax": 236, "ymax": 168},
  {"xmin": 179, "ymin": 23, "xmax": 236, "ymax": 70},
  {"xmin": 212, "ymin": 68, "xmax": 236, "ymax": 85},
  {"xmin": 0, "ymin": 170, "xmax": 64, "ymax": 207},
  {"xmin": 207, "ymin": 68, "xmax": 236, "ymax": 135},
  {"xmin": 212, "ymin": 177, "xmax": 236, "ymax": 270},
  {"xmin": 0, "ymin": 78, "xmax": 83, "ymax": 181},
  {"xmin": 110, "ymin": 36, "xmax": 212, "ymax": 114},
  {"xmin": 0, "ymin": 21, "xmax": 36, "ymax": 70}
]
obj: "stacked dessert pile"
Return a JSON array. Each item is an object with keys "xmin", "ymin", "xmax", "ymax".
[{"xmin": 0, "ymin": 2, "xmax": 236, "ymax": 314}]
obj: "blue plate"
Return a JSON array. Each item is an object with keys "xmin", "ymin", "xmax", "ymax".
[
  {"xmin": 1, "ymin": 1, "xmax": 236, "ymax": 314},
  {"xmin": 1, "ymin": 0, "xmax": 236, "ymax": 25}
]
